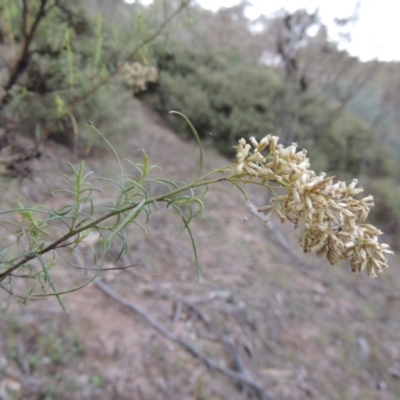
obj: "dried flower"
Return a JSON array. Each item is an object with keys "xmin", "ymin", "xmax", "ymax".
[
  {"xmin": 234, "ymin": 135, "xmax": 394, "ymax": 277},
  {"xmin": 121, "ymin": 62, "xmax": 158, "ymax": 93}
]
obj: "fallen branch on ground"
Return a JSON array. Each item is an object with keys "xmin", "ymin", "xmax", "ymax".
[{"xmin": 94, "ymin": 279, "xmax": 273, "ymax": 400}]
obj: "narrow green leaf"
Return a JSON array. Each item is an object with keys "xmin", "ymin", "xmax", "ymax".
[
  {"xmin": 170, "ymin": 204, "xmax": 201, "ymax": 284},
  {"xmin": 35, "ymin": 253, "xmax": 68, "ymax": 313},
  {"xmin": 105, "ymin": 199, "xmax": 146, "ymax": 249},
  {"xmin": 88, "ymin": 123, "xmax": 125, "ymax": 190},
  {"xmin": 169, "ymin": 111, "xmax": 203, "ymax": 179}
]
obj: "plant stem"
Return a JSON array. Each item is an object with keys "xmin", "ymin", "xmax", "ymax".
[
  {"xmin": 36, "ymin": 1, "xmax": 188, "ymax": 145},
  {"xmin": 0, "ymin": 174, "xmax": 232, "ymax": 282}
]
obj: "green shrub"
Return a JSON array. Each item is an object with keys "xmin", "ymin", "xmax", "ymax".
[
  {"xmin": 363, "ymin": 178, "xmax": 400, "ymax": 248},
  {"xmin": 142, "ymin": 48, "xmax": 280, "ymax": 155},
  {"xmin": 141, "ymin": 45, "xmax": 400, "ymax": 243},
  {"xmin": 0, "ymin": 1, "xmax": 94, "ymax": 142},
  {"xmin": 0, "ymin": 0, "xmax": 162, "ymax": 149}
]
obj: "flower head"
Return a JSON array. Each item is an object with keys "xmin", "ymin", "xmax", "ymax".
[
  {"xmin": 121, "ymin": 62, "xmax": 158, "ymax": 93},
  {"xmin": 234, "ymin": 135, "xmax": 393, "ymax": 277}
]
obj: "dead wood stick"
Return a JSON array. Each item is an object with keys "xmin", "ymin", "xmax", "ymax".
[
  {"xmin": 94, "ymin": 279, "xmax": 273, "ymax": 400},
  {"xmin": 247, "ymin": 201, "xmax": 325, "ymax": 282},
  {"xmin": 247, "ymin": 201, "xmax": 294, "ymax": 256},
  {"xmin": 176, "ymin": 297, "xmax": 212, "ymax": 326}
]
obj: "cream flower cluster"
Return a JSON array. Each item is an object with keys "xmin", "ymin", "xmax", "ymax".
[
  {"xmin": 235, "ymin": 135, "xmax": 393, "ymax": 277},
  {"xmin": 121, "ymin": 62, "xmax": 158, "ymax": 93}
]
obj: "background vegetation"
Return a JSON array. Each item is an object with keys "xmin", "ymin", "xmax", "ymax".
[{"xmin": 137, "ymin": 3, "xmax": 400, "ymax": 245}]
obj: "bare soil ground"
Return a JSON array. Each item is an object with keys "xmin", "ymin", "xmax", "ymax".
[{"xmin": 0, "ymin": 102, "xmax": 400, "ymax": 400}]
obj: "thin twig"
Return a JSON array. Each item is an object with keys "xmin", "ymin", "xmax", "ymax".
[
  {"xmin": 172, "ymin": 299, "xmax": 183, "ymax": 322},
  {"xmin": 177, "ymin": 297, "xmax": 212, "ymax": 326},
  {"xmin": 221, "ymin": 336, "xmax": 254, "ymax": 397},
  {"xmin": 0, "ymin": 0, "xmax": 49, "ymax": 107},
  {"xmin": 36, "ymin": 0, "xmax": 189, "ymax": 144},
  {"xmin": 247, "ymin": 200, "xmax": 322, "ymax": 280},
  {"xmin": 0, "ymin": 175, "xmax": 228, "ymax": 282}
]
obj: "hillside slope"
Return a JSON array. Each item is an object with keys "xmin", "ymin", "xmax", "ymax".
[{"xmin": 0, "ymin": 102, "xmax": 399, "ymax": 400}]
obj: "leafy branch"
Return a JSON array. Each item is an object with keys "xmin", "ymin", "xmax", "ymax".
[
  {"xmin": 0, "ymin": 0, "xmax": 189, "ymax": 146},
  {"xmin": 0, "ymin": 112, "xmax": 393, "ymax": 310},
  {"xmin": 0, "ymin": 113, "xmax": 244, "ymax": 307},
  {"xmin": 36, "ymin": 0, "xmax": 189, "ymax": 144},
  {"xmin": 0, "ymin": 0, "xmax": 62, "ymax": 108}
]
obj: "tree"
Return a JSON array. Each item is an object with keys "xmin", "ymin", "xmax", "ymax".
[{"xmin": 0, "ymin": 0, "xmax": 188, "ymax": 151}]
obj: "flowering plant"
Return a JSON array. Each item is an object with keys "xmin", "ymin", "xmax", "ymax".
[
  {"xmin": 236, "ymin": 135, "xmax": 393, "ymax": 277},
  {"xmin": 0, "ymin": 114, "xmax": 393, "ymax": 309},
  {"xmin": 121, "ymin": 62, "xmax": 158, "ymax": 94}
]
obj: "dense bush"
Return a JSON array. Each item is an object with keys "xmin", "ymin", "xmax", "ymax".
[
  {"xmin": 143, "ymin": 47, "xmax": 391, "ymax": 171},
  {"xmin": 141, "ymin": 46, "xmax": 400, "ymax": 244},
  {"xmin": 142, "ymin": 48, "xmax": 280, "ymax": 155},
  {"xmin": 0, "ymin": 0, "xmax": 153, "ymax": 148},
  {"xmin": 0, "ymin": 1, "xmax": 91, "ymax": 143}
]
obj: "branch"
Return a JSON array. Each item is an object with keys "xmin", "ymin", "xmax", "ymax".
[
  {"xmin": 0, "ymin": 0, "xmax": 49, "ymax": 108},
  {"xmin": 36, "ymin": 0, "xmax": 189, "ymax": 144},
  {"xmin": 177, "ymin": 297, "xmax": 212, "ymax": 326},
  {"xmin": 94, "ymin": 279, "xmax": 273, "ymax": 400},
  {"xmin": 247, "ymin": 201, "xmax": 332, "ymax": 286},
  {"xmin": 21, "ymin": 0, "xmax": 29, "ymax": 37},
  {"xmin": 0, "ymin": 174, "xmax": 228, "ymax": 282}
]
